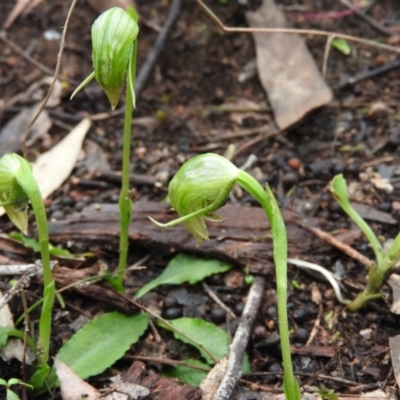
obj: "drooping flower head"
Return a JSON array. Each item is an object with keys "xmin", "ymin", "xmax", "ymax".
[
  {"xmin": 167, "ymin": 153, "xmax": 240, "ymax": 244},
  {"xmin": 0, "ymin": 153, "xmax": 31, "ymax": 234}
]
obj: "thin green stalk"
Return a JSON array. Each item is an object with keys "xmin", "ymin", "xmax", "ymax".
[
  {"xmin": 16, "ymin": 170, "xmax": 53, "ymax": 368},
  {"xmin": 236, "ymin": 172, "xmax": 300, "ymax": 400},
  {"xmin": 116, "ymin": 40, "xmax": 137, "ymax": 289}
]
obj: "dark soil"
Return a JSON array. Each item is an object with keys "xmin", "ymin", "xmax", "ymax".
[{"xmin": 1, "ymin": 0, "xmax": 400, "ymax": 398}]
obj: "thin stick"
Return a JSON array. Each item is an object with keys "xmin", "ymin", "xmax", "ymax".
[
  {"xmin": 196, "ymin": 0, "xmax": 400, "ymax": 55},
  {"xmin": 0, "ymin": 31, "xmax": 77, "ymax": 85},
  {"xmin": 213, "ymin": 276, "xmax": 265, "ymax": 400},
  {"xmin": 322, "ymin": 35, "xmax": 334, "ymax": 79},
  {"xmin": 301, "ymin": 224, "xmax": 373, "ymax": 268},
  {"xmin": 202, "ymin": 282, "xmax": 237, "ymax": 319},
  {"xmin": 339, "ymin": 0, "xmax": 399, "ymax": 37},
  {"xmin": 135, "ymin": 0, "xmax": 181, "ymax": 95},
  {"xmin": 22, "ymin": 0, "xmax": 79, "ymax": 157}
]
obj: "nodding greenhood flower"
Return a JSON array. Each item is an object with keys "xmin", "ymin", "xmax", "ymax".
[
  {"xmin": 71, "ymin": 7, "xmax": 139, "ymax": 110},
  {"xmin": 0, "ymin": 153, "xmax": 31, "ymax": 234},
  {"xmin": 150, "ymin": 153, "xmax": 266, "ymax": 245}
]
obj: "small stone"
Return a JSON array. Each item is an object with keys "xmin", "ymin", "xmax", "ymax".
[
  {"xmin": 267, "ymin": 362, "xmax": 282, "ymax": 373},
  {"xmin": 210, "ymin": 308, "xmax": 226, "ymax": 324},
  {"xmin": 287, "ymin": 157, "xmax": 301, "ymax": 170},
  {"xmin": 295, "ymin": 327, "xmax": 309, "ymax": 343},
  {"xmin": 253, "ymin": 325, "xmax": 266, "ymax": 340},
  {"xmin": 282, "ymin": 172, "xmax": 298, "ymax": 186},
  {"xmin": 163, "ymin": 307, "xmax": 182, "ymax": 319},
  {"xmin": 292, "ymin": 308, "xmax": 308, "ymax": 322},
  {"xmin": 162, "ymin": 296, "xmax": 178, "ymax": 309}
]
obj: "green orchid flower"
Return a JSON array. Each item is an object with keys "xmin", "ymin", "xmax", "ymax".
[
  {"xmin": 0, "ymin": 153, "xmax": 31, "ymax": 234},
  {"xmin": 0, "ymin": 153, "xmax": 54, "ymax": 386},
  {"xmin": 166, "ymin": 153, "xmax": 237, "ymax": 244},
  {"xmin": 150, "ymin": 153, "xmax": 301, "ymax": 400},
  {"xmin": 71, "ymin": 7, "xmax": 139, "ymax": 109}
]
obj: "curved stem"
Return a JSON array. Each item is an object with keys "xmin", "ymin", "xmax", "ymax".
[
  {"xmin": 17, "ymin": 170, "xmax": 53, "ymax": 368},
  {"xmin": 236, "ymin": 171, "xmax": 300, "ymax": 400}
]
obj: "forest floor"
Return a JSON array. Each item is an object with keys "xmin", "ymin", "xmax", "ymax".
[{"xmin": 1, "ymin": 0, "xmax": 400, "ymax": 399}]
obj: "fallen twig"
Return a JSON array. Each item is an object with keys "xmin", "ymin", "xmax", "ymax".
[
  {"xmin": 196, "ymin": 0, "xmax": 400, "ymax": 55},
  {"xmin": 213, "ymin": 275, "xmax": 265, "ymax": 400},
  {"xmin": 135, "ymin": 0, "xmax": 181, "ymax": 96},
  {"xmin": 300, "ymin": 225, "xmax": 373, "ymax": 268},
  {"xmin": 202, "ymin": 282, "xmax": 237, "ymax": 319}
]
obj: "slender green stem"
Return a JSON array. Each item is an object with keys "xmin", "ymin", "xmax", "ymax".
[
  {"xmin": 17, "ymin": 171, "xmax": 54, "ymax": 369},
  {"xmin": 25, "ymin": 188, "xmax": 53, "ymax": 367},
  {"xmin": 115, "ymin": 41, "xmax": 138, "ymax": 289},
  {"xmin": 236, "ymin": 171, "xmax": 300, "ymax": 400}
]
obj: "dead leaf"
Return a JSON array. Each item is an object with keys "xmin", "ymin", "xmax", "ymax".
[
  {"xmin": 54, "ymin": 358, "xmax": 101, "ymax": 400},
  {"xmin": 390, "ymin": 335, "xmax": 400, "ymax": 390},
  {"xmin": 339, "ymin": 391, "xmax": 391, "ymax": 400},
  {"xmin": 246, "ymin": 0, "xmax": 332, "ymax": 129},
  {"xmin": 0, "ymin": 291, "xmax": 34, "ymax": 364},
  {"xmin": 200, "ymin": 356, "xmax": 228, "ymax": 400},
  {"xmin": 33, "ymin": 118, "xmax": 91, "ymax": 198},
  {"xmin": 87, "ymin": 0, "xmax": 135, "ymax": 13},
  {"xmin": 352, "ymin": 203, "xmax": 397, "ymax": 225},
  {"xmin": 0, "ymin": 104, "xmax": 52, "ymax": 156},
  {"xmin": 0, "ymin": 118, "xmax": 91, "ymax": 218},
  {"xmin": 106, "ymin": 374, "xmax": 149, "ymax": 400},
  {"xmin": 388, "ymin": 274, "xmax": 400, "ymax": 314}
]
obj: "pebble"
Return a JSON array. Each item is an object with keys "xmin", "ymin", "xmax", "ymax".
[
  {"xmin": 162, "ymin": 307, "xmax": 182, "ymax": 319},
  {"xmin": 292, "ymin": 308, "xmax": 308, "ymax": 323},
  {"xmin": 253, "ymin": 325, "xmax": 267, "ymax": 340},
  {"xmin": 287, "ymin": 157, "xmax": 301, "ymax": 170},
  {"xmin": 267, "ymin": 362, "xmax": 282, "ymax": 373},
  {"xmin": 162, "ymin": 296, "xmax": 178, "ymax": 309},
  {"xmin": 267, "ymin": 306, "xmax": 277, "ymax": 318},
  {"xmin": 234, "ymin": 302, "xmax": 245, "ymax": 315},
  {"xmin": 210, "ymin": 308, "xmax": 226, "ymax": 324},
  {"xmin": 295, "ymin": 327, "xmax": 309, "ymax": 343},
  {"xmin": 282, "ymin": 172, "xmax": 298, "ymax": 187}
]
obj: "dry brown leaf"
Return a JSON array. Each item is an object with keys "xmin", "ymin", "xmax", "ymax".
[
  {"xmin": 200, "ymin": 356, "xmax": 228, "ymax": 400},
  {"xmin": 33, "ymin": 118, "xmax": 91, "ymax": 199},
  {"xmin": 0, "ymin": 104, "xmax": 52, "ymax": 156},
  {"xmin": 390, "ymin": 335, "xmax": 400, "ymax": 391},
  {"xmin": 388, "ymin": 274, "xmax": 400, "ymax": 314},
  {"xmin": 246, "ymin": 0, "xmax": 332, "ymax": 129},
  {"xmin": 54, "ymin": 358, "xmax": 101, "ymax": 400}
]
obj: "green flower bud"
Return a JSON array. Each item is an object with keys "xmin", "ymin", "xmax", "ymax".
[
  {"xmin": 0, "ymin": 153, "xmax": 31, "ymax": 234},
  {"xmin": 158, "ymin": 154, "xmax": 240, "ymax": 244},
  {"xmin": 92, "ymin": 7, "xmax": 138, "ymax": 109},
  {"xmin": 71, "ymin": 7, "xmax": 139, "ymax": 110}
]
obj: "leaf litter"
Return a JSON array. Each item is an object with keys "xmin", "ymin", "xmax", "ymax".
[{"xmin": 0, "ymin": 0, "xmax": 398, "ymax": 398}]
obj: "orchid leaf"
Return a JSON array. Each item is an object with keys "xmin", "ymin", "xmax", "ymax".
[
  {"xmin": 56, "ymin": 312, "xmax": 148, "ymax": 379},
  {"xmin": 135, "ymin": 254, "xmax": 231, "ymax": 298}
]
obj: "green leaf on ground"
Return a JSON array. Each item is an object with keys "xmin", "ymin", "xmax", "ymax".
[
  {"xmin": 56, "ymin": 312, "xmax": 148, "ymax": 379},
  {"xmin": 165, "ymin": 358, "xmax": 210, "ymax": 386},
  {"xmin": 158, "ymin": 317, "xmax": 229, "ymax": 364},
  {"xmin": 135, "ymin": 254, "xmax": 232, "ymax": 298},
  {"xmin": 331, "ymin": 38, "xmax": 351, "ymax": 55}
]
